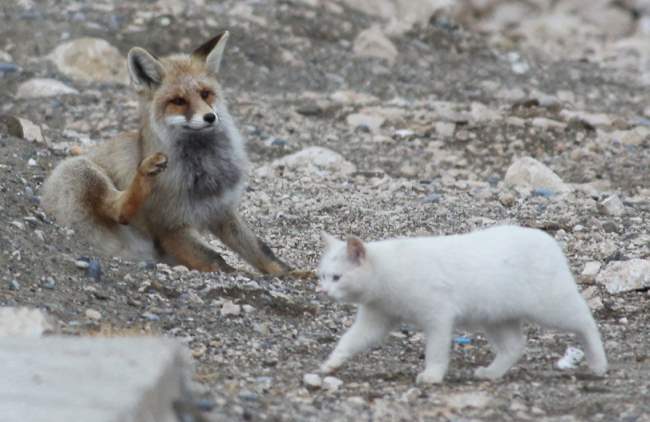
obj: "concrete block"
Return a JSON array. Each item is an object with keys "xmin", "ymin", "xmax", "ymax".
[{"xmin": 0, "ymin": 337, "xmax": 191, "ymax": 422}]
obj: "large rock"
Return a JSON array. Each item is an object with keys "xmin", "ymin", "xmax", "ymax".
[
  {"xmin": 596, "ymin": 259, "xmax": 650, "ymax": 294},
  {"xmin": 0, "ymin": 337, "xmax": 191, "ymax": 422},
  {"xmin": 16, "ymin": 78, "xmax": 79, "ymax": 99},
  {"xmin": 342, "ymin": 0, "xmax": 452, "ymax": 34},
  {"xmin": 0, "ymin": 307, "xmax": 53, "ymax": 337},
  {"xmin": 504, "ymin": 157, "xmax": 571, "ymax": 193},
  {"xmin": 1, "ymin": 115, "xmax": 46, "ymax": 144},
  {"xmin": 48, "ymin": 38, "xmax": 128, "ymax": 84},
  {"xmin": 352, "ymin": 26, "xmax": 398, "ymax": 64},
  {"xmin": 255, "ymin": 147, "xmax": 356, "ymax": 178}
]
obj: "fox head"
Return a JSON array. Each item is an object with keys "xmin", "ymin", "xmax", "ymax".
[{"xmin": 126, "ymin": 32, "xmax": 231, "ymax": 143}]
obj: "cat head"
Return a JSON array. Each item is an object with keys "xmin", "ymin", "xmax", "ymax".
[{"xmin": 317, "ymin": 232, "xmax": 373, "ymax": 304}]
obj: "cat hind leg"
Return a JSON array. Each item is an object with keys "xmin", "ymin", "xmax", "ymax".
[{"xmin": 474, "ymin": 320, "xmax": 526, "ymax": 380}]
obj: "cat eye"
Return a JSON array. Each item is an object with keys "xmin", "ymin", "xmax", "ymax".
[
  {"xmin": 170, "ymin": 97, "xmax": 186, "ymax": 106},
  {"xmin": 332, "ymin": 274, "xmax": 341, "ymax": 282}
]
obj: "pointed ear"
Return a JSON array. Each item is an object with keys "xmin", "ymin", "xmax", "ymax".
[
  {"xmin": 346, "ymin": 236, "xmax": 366, "ymax": 264},
  {"xmin": 127, "ymin": 47, "xmax": 165, "ymax": 89},
  {"xmin": 321, "ymin": 231, "xmax": 339, "ymax": 249},
  {"xmin": 192, "ymin": 31, "xmax": 229, "ymax": 75}
]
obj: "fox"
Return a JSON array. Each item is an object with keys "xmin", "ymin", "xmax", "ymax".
[{"xmin": 41, "ymin": 32, "xmax": 290, "ymax": 274}]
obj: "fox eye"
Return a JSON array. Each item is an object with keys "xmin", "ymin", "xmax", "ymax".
[
  {"xmin": 170, "ymin": 97, "xmax": 186, "ymax": 106},
  {"xmin": 200, "ymin": 90, "xmax": 212, "ymax": 100},
  {"xmin": 332, "ymin": 274, "xmax": 341, "ymax": 282}
]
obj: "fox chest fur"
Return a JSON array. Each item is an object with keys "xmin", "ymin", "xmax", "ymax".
[{"xmin": 143, "ymin": 117, "xmax": 249, "ymax": 230}]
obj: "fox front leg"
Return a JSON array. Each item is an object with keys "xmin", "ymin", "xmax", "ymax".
[{"xmin": 211, "ymin": 211, "xmax": 291, "ymax": 274}]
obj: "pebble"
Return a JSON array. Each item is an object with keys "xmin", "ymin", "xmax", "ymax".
[
  {"xmin": 85, "ymin": 309, "xmax": 102, "ymax": 320},
  {"xmin": 43, "ymin": 277, "xmax": 56, "ymax": 289},
  {"xmin": 401, "ymin": 387, "xmax": 421, "ymax": 403},
  {"xmin": 75, "ymin": 259, "xmax": 90, "ymax": 269},
  {"xmin": 498, "ymin": 192, "xmax": 516, "ymax": 207},
  {"xmin": 220, "ymin": 300, "xmax": 241, "ymax": 317},
  {"xmin": 9, "ymin": 280, "xmax": 20, "ymax": 290},
  {"xmin": 596, "ymin": 259, "xmax": 650, "ymax": 294},
  {"xmin": 86, "ymin": 259, "xmax": 102, "ymax": 281},
  {"xmin": 581, "ymin": 261, "xmax": 601, "ymax": 278},
  {"xmin": 303, "ymin": 373, "xmax": 322, "ymax": 388},
  {"xmin": 323, "ymin": 376, "xmax": 344, "ymax": 391},
  {"xmin": 598, "ymin": 195, "xmax": 625, "ymax": 217},
  {"xmin": 142, "ymin": 312, "xmax": 160, "ymax": 321}
]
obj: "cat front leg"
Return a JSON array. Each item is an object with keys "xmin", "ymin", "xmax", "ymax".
[
  {"xmin": 416, "ymin": 318, "xmax": 454, "ymax": 385},
  {"xmin": 320, "ymin": 306, "xmax": 394, "ymax": 374}
]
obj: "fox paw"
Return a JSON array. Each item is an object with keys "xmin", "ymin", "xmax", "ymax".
[{"xmin": 140, "ymin": 152, "xmax": 168, "ymax": 176}]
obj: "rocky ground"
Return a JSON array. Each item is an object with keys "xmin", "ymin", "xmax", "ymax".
[{"xmin": 1, "ymin": 0, "xmax": 649, "ymax": 421}]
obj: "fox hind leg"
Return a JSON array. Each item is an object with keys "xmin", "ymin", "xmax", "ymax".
[{"xmin": 157, "ymin": 227, "xmax": 235, "ymax": 272}]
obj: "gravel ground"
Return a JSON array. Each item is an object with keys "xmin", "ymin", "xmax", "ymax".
[{"xmin": 1, "ymin": 1, "xmax": 649, "ymax": 421}]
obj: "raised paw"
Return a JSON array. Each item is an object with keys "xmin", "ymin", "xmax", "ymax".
[
  {"xmin": 139, "ymin": 152, "xmax": 168, "ymax": 176},
  {"xmin": 416, "ymin": 370, "xmax": 443, "ymax": 385}
]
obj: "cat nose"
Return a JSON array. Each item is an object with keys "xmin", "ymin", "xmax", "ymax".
[{"xmin": 203, "ymin": 112, "xmax": 216, "ymax": 123}]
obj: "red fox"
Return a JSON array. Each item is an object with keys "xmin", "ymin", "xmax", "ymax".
[{"xmin": 41, "ymin": 32, "xmax": 290, "ymax": 274}]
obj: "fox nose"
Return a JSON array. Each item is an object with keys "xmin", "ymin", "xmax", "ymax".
[{"xmin": 203, "ymin": 112, "xmax": 216, "ymax": 124}]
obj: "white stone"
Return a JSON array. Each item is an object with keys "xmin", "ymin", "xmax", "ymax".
[
  {"xmin": 16, "ymin": 78, "xmax": 79, "ymax": 99},
  {"xmin": 48, "ymin": 38, "xmax": 128, "ymax": 84},
  {"xmin": 581, "ymin": 261, "xmax": 602, "ymax": 277},
  {"xmin": 0, "ymin": 337, "xmax": 190, "ymax": 422},
  {"xmin": 330, "ymin": 90, "xmax": 378, "ymax": 105},
  {"xmin": 242, "ymin": 305, "xmax": 256, "ymax": 313},
  {"xmin": 469, "ymin": 102, "xmax": 501, "ymax": 123},
  {"xmin": 444, "ymin": 391, "xmax": 491, "ymax": 409},
  {"xmin": 322, "ymin": 376, "xmax": 343, "ymax": 391},
  {"xmin": 556, "ymin": 346, "xmax": 584, "ymax": 370},
  {"xmin": 256, "ymin": 146, "xmax": 356, "ymax": 178},
  {"xmin": 220, "ymin": 300, "xmax": 241, "ymax": 317},
  {"xmin": 598, "ymin": 195, "xmax": 625, "ymax": 216},
  {"xmin": 435, "ymin": 121, "xmax": 455, "ymax": 137},
  {"xmin": 532, "ymin": 117, "xmax": 565, "ymax": 129},
  {"xmin": 504, "ymin": 156, "xmax": 571, "ymax": 193},
  {"xmin": 346, "ymin": 112, "xmax": 385, "ymax": 132},
  {"xmin": 1, "ymin": 115, "xmax": 45, "ymax": 143},
  {"xmin": 341, "ymin": 0, "xmax": 452, "ymax": 34},
  {"xmin": 596, "ymin": 259, "xmax": 650, "ymax": 294},
  {"xmin": 0, "ymin": 308, "xmax": 53, "ymax": 337},
  {"xmin": 559, "ymin": 110, "xmax": 612, "ymax": 127},
  {"xmin": 85, "ymin": 309, "xmax": 102, "ymax": 320},
  {"xmin": 352, "ymin": 26, "xmax": 398, "ymax": 64},
  {"xmin": 303, "ymin": 373, "xmax": 322, "ymax": 388}
]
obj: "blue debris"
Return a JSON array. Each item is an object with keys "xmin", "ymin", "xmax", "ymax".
[
  {"xmin": 271, "ymin": 138, "xmax": 288, "ymax": 147},
  {"xmin": 0, "ymin": 63, "xmax": 19, "ymax": 75},
  {"xmin": 9, "ymin": 280, "xmax": 20, "ymax": 290},
  {"xmin": 86, "ymin": 258, "xmax": 102, "ymax": 281},
  {"xmin": 531, "ymin": 188, "xmax": 555, "ymax": 198},
  {"xmin": 454, "ymin": 336, "xmax": 471, "ymax": 345}
]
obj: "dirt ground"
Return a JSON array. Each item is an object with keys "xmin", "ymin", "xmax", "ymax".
[{"xmin": 1, "ymin": 1, "xmax": 649, "ymax": 421}]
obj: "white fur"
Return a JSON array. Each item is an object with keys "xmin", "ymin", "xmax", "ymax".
[{"xmin": 317, "ymin": 225, "xmax": 607, "ymax": 384}]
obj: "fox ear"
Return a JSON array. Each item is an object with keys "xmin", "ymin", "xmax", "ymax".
[
  {"xmin": 321, "ymin": 231, "xmax": 340, "ymax": 249},
  {"xmin": 192, "ymin": 31, "xmax": 229, "ymax": 75},
  {"xmin": 127, "ymin": 47, "xmax": 164, "ymax": 89},
  {"xmin": 346, "ymin": 236, "xmax": 366, "ymax": 264}
]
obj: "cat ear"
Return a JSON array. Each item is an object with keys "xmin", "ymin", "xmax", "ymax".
[
  {"xmin": 321, "ymin": 231, "xmax": 339, "ymax": 249},
  {"xmin": 192, "ymin": 31, "xmax": 229, "ymax": 75},
  {"xmin": 346, "ymin": 236, "xmax": 366, "ymax": 264}
]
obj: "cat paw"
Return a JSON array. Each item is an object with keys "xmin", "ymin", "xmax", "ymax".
[
  {"xmin": 319, "ymin": 363, "xmax": 338, "ymax": 375},
  {"xmin": 139, "ymin": 152, "xmax": 168, "ymax": 176},
  {"xmin": 474, "ymin": 366, "xmax": 502, "ymax": 380},
  {"xmin": 416, "ymin": 371, "xmax": 443, "ymax": 385}
]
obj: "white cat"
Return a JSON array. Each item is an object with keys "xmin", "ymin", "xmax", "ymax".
[{"xmin": 317, "ymin": 225, "xmax": 607, "ymax": 384}]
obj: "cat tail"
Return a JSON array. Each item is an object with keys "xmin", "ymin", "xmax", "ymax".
[{"xmin": 575, "ymin": 303, "xmax": 608, "ymax": 376}]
